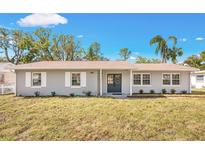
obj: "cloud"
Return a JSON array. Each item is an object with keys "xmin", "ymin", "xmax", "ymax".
[
  {"xmin": 179, "ymin": 38, "xmax": 187, "ymax": 42},
  {"xmin": 129, "ymin": 56, "xmax": 136, "ymax": 60},
  {"xmin": 17, "ymin": 13, "xmax": 68, "ymax": 27},
  {"xmin": 195, "ymin": 37, "xmax": 204, "ymax": 41},
  {"xmin": 77, "ymin": 35, "xmax": 84, "ymax": 38}
]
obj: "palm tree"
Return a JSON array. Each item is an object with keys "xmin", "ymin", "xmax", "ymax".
[
  {"xmin": 169, "ymin": 47, "xmax": 183, "ymax": 64},
  {"xmin": 150, "ymin": 35, "xmax": 177, "ymax": 63}
]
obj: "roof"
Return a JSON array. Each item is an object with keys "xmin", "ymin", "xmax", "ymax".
[
  {"xmin": 14, "ymin": 61, "xmax": 199, "ymax": 72},
  {"xmin": 191, "ymin": 70, "xmax": 205, "ymax": 74},
  {"xmin": 14, "ymin": 61, "xmax": 133, "ymax": 70},
  {"xmin": 0, "ymin": 62, "xmax": 15, "ymax": 72},
  {"xmin": 133, "ymin": 63, "xmax": 199, "ymax": 71}
]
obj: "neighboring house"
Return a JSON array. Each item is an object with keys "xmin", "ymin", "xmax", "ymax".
[
  {"xmin": 0, "ymin": 62, "xmax": 16, "ymax": 94},
  {"xmin": 0, "ymin": 63, "xmax": 15, "ymax": 85},
  {"xmin": 14, "ymin": 61, "xmax": 198, "ymax": 96},
  {"xmin": 191, "ymin": 71, "xmax": 205, "ymax": 88}
]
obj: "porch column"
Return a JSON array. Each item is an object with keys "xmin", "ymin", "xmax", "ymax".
[
  {"xmin": 189, "ymin": 72, "xmax": 192, "ymax": 93},
  {"xmin": 129, "ymin": 69, "xmax": 133, "ymax": 96},
  {"xmin": 100, "ymin": 69, "xmax": 103, "ymax": 96}
]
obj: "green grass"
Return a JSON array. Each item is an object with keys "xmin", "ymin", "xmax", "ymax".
[
  {"xmin": 192, "ymin": 88, "xmax": 205, "ymax": 94},
  {"xmin": 0, "ymin": 95, "xmax": 205, "ymax": 141}
]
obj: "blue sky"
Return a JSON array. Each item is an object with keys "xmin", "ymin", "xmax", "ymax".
[{"xmin": 0, "ymin": 13, "xmax": 205, "ymax": 62}]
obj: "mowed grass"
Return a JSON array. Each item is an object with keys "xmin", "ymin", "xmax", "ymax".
[
  {"xmin": 192, "ymin": 88, "xmax": 205, "ymax": 95},
  {"xmin": 0, "ymin": 95, "xmax": 205, "ymax": 141}
]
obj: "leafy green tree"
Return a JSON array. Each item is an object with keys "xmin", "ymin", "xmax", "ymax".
[
  {"xmin": 136, "ymin": 56, "xmax": 161, "ymax": 63},
  {"xmin": 46, "ymin": 33, "xmax": 84, "ymax": 61},
  {"xmin": 21, "ymin": 32, "xmax": 39, "ymax": 63},
  {"xmin": 150, "ymin": 35, "xmax": 177, "ymax": 63},
  {"xmin": 0, "ymin": 28, "xmax": 29, "ymax": 64},
  {"xmin": 0, "ymin": 28, "xmax": 10, "ymax": 62},
  {"xmin": 169, "ymin": 47, "xmax": 183, "ymax": 64},
  {"xmin": 119, "ymin": 48, "xmax": 131, "ymax": 60},
  {"xmin": 200, "ymin": 51, "xmax": 205, "ymax": 62},
  {"xmin": 184, "ymin": 55, "xmax": 202, "ymax": 68},
  {"xmin": 33, "ymin": 28, "xmax": 53, "ymax": 61},
  {"xmin": 86, "ymin": 42, "xmax": 102, "ymax": 61}
]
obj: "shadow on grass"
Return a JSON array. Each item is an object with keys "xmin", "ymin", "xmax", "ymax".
[{"xmin": 20, "ymin": 95, "xmax": 116, "ymax": 100}]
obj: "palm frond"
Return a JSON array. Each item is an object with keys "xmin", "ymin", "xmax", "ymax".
[{"xmin": 168, "ymin": 36, "xmax": 177, "ymax": 46}]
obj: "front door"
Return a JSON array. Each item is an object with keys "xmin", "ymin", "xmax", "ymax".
[{"xmin": 107, "ymin": 74, "xmax": 122, "ymax": 93}]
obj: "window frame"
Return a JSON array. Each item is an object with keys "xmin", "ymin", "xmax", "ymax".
[
  {"xmin": 162, "ymin": 73, "xmax": 180, "ymax": 86},
  {"xmin": 172, "ymin": 73, "xmax": 180, "ymax": 85},
  {"xmin": 31, "ymin": 72, "xmax": 42, "ymax": 88},
  {"xmin": 196, "ymin": 75, "xmax": 204, "ymax": 83},
  {"xmin": 71, "ymin": 72, "xmax": 81, "ymax": 88},
  {"xmin": 133, "ymin": 73, "xmax": 151, "ymax": 86}
]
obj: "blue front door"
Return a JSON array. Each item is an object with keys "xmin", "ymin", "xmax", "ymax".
[{"xmin": 107, "ymin": 74, "xmax": 122, "ymax": 93}]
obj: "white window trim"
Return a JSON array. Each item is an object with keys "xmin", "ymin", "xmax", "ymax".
[
  {"xmin": 162, "ymin": 73, "xmax": 180, "ymax": 86},
  {"xmin": 31, "ymin": 72, "xmax": 42, "ymax": 88},
  {"xmin": 133, "ymin": 73, "xmax": 152, "ymax": 86},
  {"xmin": 196, "ymin": 75, "xmax": 204, "ymax": 83},
  {"xmin": 71, "ymin": 72, "xmax": 81, "ymax": 88}
]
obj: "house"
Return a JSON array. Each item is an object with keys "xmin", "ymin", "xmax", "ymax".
[
  {"xmin": 191, "ymin": 70, "xmax": 205, "ymax": 88},
  {"xmin": 0, "ymin": 62, "xmax": 16, "ymax": 94},
  {"xmin": 0, "ymin": 63, "xmax": 16, "ymax": 85},
  {"xmin": 14, "ymin": 61, "xmax": 198, "ymax": 96}
]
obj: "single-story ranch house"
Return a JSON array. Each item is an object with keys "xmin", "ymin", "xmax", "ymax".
[{"xmin": 14, "ymin": 61, "xmax": 198, "ymax": 96}]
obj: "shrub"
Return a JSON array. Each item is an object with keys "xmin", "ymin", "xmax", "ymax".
[
  {"xmin": 171, "ymin": 89, "xmax": 176, "ymax": 94},
  {"xmin": 150, "ymin": 89, "xmax": 155, "ymax": 94},
  {"xmin": 83, "ymin": 91, "xmax": 92, "ymax": 97},
  {"xmin": 139, "ymin": 89, "xmax": 144, "ymax": 94},
  {"xmin": 34, "ymin": 91, "xmax": 40, "ymax": 97},
  {"xmin": 181, "ymin": 90, "xmax": 187, "ymax": 94},
  {"xmin": 162, "ymin": 89, "xmax": 167, "ymax": 94},
  {"xmin": 70, "ymin": 93, "xmax": 75, "ymax": 97},
  {"xmin": 51, "ymin": 91, "xmax": 56, "ymax": 97}
]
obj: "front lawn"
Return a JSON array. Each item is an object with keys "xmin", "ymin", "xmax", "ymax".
[
  {"xmin": 192, "ymin": 88, "xmax": 205, "ymax": 94},
  {"xmin": 0, "ymin": 95, "xmax": 205, "ymax": 140}
]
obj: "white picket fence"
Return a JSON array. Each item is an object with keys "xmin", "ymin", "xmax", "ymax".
[{"xmin": 0, "ymin": 83, "xmax": 15, "ymax": 95}]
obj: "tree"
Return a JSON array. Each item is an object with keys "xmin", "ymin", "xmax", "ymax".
[
  {"xmin": 136, "ymin": 56, "xmax": 161, "ymax": 63},
  {"xmin": 0, "ymin": 28, "xmax": 29, "ymax": 65},
  {"xmin": 85, "ymin": 42, "xmax": 102, "ymax": 61},
  {"xmin": 169, "ymin": 47, "xmax": 183, "ymax": 64},
  {"xmin": 184, "ymin": 55, "xmax": 202, "ymax": 68},
  {"xmin": 33, "ymin": 28, "xmax": 53, "ymax": 61},
  {"xmin": 200, "ymin": 50, "xmax": 205, "ymax": 62},
  {"xmin": 150, "ymin": 35, "xmax": 177, "ymax": 63},
  {"xmin": 119, "ymin": 48, "xmax": 131, "ymax": 60},
  {"xmin": 184, "ymin": 50, "xmax": 205, "ymax": 70}
]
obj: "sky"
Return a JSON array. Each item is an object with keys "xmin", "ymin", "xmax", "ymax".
[{"xmin": 0, "ymin": 13, "xmax": 205, "ymax": 63}]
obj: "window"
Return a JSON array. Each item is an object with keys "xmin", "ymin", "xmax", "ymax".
[
  {"xmin": 107, "ymin": 75, "xmax": 114, "ymax": 84},
  {"xmin": 133, "ymin": 73, "xmax": 151, "ymax": 85},
  {"xmin": 162, "ymin": 73, "xmax": 180, "ymax": 85},
  {"xmin": 133, "ymin": 74, "xmax": 141, "ymax": 85},
  {"xmin": 72, "ymin": 73, "xmax": 81, "ymax": 86},
  {"xmin": 162, "ymin": 74, "xmax": 171, "ymax": 85},
  {"xmin": 196, "ymin": 75, "xmax": 204, "ymax": 83},
  {"xmin": 172, "ymin": 74, "xmax": 180, "ymax": 85},
  {"xmin": 0, "ymin": 74, "xmax": 4, "ymax": 84},
  {"xmin": 143, "ymin": 74, "xmax": 151, "ymax": 85},
  {"xmin": 32, "ymin": 73, "xmax": 41, "ymax": 86}
]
